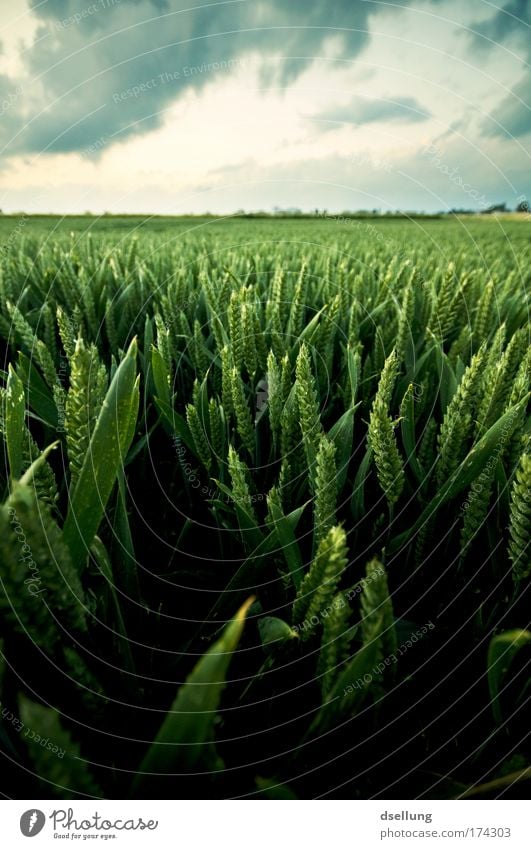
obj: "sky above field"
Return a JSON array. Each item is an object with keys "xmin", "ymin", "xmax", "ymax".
[{"xmin": 0, "ymin": 0, "xmax": 530, "ymax": 214}]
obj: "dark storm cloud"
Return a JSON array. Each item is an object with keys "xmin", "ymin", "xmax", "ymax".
[
  {"xmin": 470, "ymin": 0, "xmax": 531, "ymax": 139},
  {"xmin": 470, "ymin": 0, "xmax": 530, "ymax": 46},
  {"xmin": 482, "ymin": 74, "xmax": 531, "ymax": 138},
  {"xmin": 313, "ymin": 95, "xmax": 431, "ymax": 128},
  {"xmin": 3, "ymin": 0, "xmax": 378, "ymax": 156}
]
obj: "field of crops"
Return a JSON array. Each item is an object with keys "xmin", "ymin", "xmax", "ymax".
[{"xmin": 0, "ymin": 216, "xmax": 529, "ymax": 800}]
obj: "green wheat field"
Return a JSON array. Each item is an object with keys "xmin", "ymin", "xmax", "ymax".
[{"xmin": 0, "ymin": 215, "xmax": 529, "ymax": 799}]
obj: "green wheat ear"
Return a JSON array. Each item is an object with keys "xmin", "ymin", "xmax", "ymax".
[
  {"xmin": 374, "ymin": 347, "xmax": 399, "ymax": 407},
  {"xmin": 317, "ymin": 592, "xmax": 353, "ymax": 698},
  {"xmin": 314, "ymin": 435, "xmax": 337, "ymax": 547},
  {"xmin": 56, "ymin": 306, "xmax": 77, "ymax": 361},
  {"xmin": 154, "ymin": 313, "xmax": 173, "ymax": 383},
  {"xmin": 448, "ymin": 324, "xmax": 472, "ymax": 366},
  {"xmin": 459, "ymin": 470, "xmax": 495, "ymax": 556},
  {"xmin": 0, "ymin": 484, "xmax": 87, "ymax": 655},
  {"xmin": 228, "ymin": 289, "xmax": 244, "ymax": 372},
  {"xmin": 361, "ymin": 557, "xmax": 397, "ymax": 658},
  {"xmin": 506, "ymin": 351, "xmax": 531, "ymax": 474},
  {"xmin": 230, "ymin": 366, "xmax": 255, "ymax": 456},
  {"xmin": 26, "ymin": 431, "xmax": 58, "ymax": 507},
  {"xmin": 192, "ymin": 377, "xmax": 201, "ymax": 409},
  {"xmin": 395, "ymin": 276, "xmax": 415, "ymax": 363},
  {"xmin": 476, "ymin": 327, "xmax": 525, "ymax": 436},
  {"xmin": 508, "ymin": 453, "xmax": 530, "ymax": 585},
  {"xmin": 186, "ymin": 403, "xmax": 212, "ymax": 472},
  {"xmin": 7, "ymin": 301, "xmax": 59, "ymax": 392},
  {"xmin": 267, "ymin": 267, "xmax": 285, "ymax": 359},
  {"xmin": 265, "ymin": 484, "xmax": 282, "ymax": 528},
  {"xmin": 0, "ymin": 383, "xmax": 58, "ymax": 506},
  {"xmin": 266, "ymin": 350, "xmax": 282, "ymax": 450},
  {"xmin": 292, "ymin": 525, "xmax": 348, "ymax": 639},
  {"xmin": 227, "ymin": 445, "xmax": 257, "ymax": 523},
  {"xmin": 191, "ymin": 320, "xmax": 209, "ymax": 380},
  {"xmin": 347, "ymin": 299, "xmax": 360, "ymax": 348},
  {"xmin": 241, "ymin": 301, "xmax": 258, "ymax": 376},
  {"xmin": 436, "ymin": 345, "xmax": 486, "ymax": 486},
  {"xmin": 428, "ymin": 262, "xmax": 458, "ymax": 342},
  {"xmin": 287, "ymin": 262, "xmax": 307, "ymax": 340},
  {"xmin": 62, "ymin": 646, "xmax": 106, "ymax": 718},
  {"xmin": 280, "ymin": 387, "xmax": 300, "ymax": 474},
  {"xmin": 65, "ymin": 338, "xmax": 108, "ymax": 491},
  {"xmin": 473, "ymin": 279, "xmax": 495, "ymax": 346},
  {"xmin": 278, "ymin": 457, "xmax": 293, "ymax": 504},
  {"xmin": 368, "ymin": 350, "xmax": 405, "ymax": 507},
  {"xmin": 319, "ymin": 557, "xmax": 397, "ymax": 724},
  {"xmin": 220, "ymin": 345, "xmax": 234, "ymax": 418},
  {"xmin": 295, "ymin": 343, "xmax": 322, "ymax": 483},
  {"xmin": 418, "ymin": 417, "xmax": 438, "ymax": 477},
  {"xmin": 318, "ymin": 294, "xmax": 341, "ymax": 379},
  {"xmin": 252, "ymin": 306, "xmax": 268, "ymax": 373}
]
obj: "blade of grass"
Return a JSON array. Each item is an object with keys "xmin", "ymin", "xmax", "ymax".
[{"xmin": 133, "ymin": 597, "xmax": 253, "ymax": 785}]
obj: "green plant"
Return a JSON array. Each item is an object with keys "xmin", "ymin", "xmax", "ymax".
[{"xmin": 0, "ymin": 215, "xmax": 528, "ymax": 801}]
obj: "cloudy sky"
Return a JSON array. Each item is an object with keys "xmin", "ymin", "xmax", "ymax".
[{"xmin": 0, "ymin": 0, "xmax": 530, "ymax": 213}]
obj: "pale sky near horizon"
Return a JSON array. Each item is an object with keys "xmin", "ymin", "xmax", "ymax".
[{"xmin": 0, "ymin": 0, "xmax": 530, "ymax": 214}]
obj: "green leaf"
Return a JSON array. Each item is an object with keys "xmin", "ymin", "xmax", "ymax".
[
  {"xmin": 151, "ymin": 345, "xmax": 170, "ymax": 407},
  {"xmin": 291, "ymin": 304, "xmax": 327, "ymax": 358},
  {"xmin": 207, "ymin": 529, "xmax": 278, "ymax": 621},
  {"xmin": 196, "ymin": 371, "xmax": 211, "ymax": 432},
  {"xmin": 18, "ymin": 441, "xmax": 60, "ymax": 488},
  {"xmin": 400, "ymin": 384, "xmax": 424, "ymax": 485},
  {"xmin": 433, "ymin": 340, "xmax": 457, "ymax": 414},
  {"xmin": 5, "ymin": 364, "xmax": 25, "ymax": 480},
  {"xmin": 488, "ymin": 629, "xmax": 531, "ymax": 724},
  {"xmin": 328, "ymin": 404, "xmax": 358, "ymax": 494},
  {"xmin": 110, "ymin": 469, "xmax": 140, "ymax": 601},
  {"xmin": 123, "ymin": 376, "xmax": 140, "ymax": 455},
  {"xmin": 63, "ymin": 338, "xmax": 139, "ymax": 570},
  {"xmin": 154, "ymin": 395, "xmax": 197, "ymax": 455},
  {"xmin": 134, "ymin": 598, "xmax": 253, "ymax": 786},
  {"xmin": 16, "ymin": 352, "xmax": 58, "ymax": 428},
  {"xmin": 351, "ymin": 444, "xmax": 373, "ymax": 521},
  {"xmin": 143, "ymin": 314, "xmax": 154, "ymax": 358},
  {"xmin": 267, "ymin": 499, "xmax": 308, "ymax": 591},
  {"xmin": 359, "ymin": 300, "xmax": 388, "ymax": 333},
  {"xmin": 258, "ymin": 616, "xmax": 298, "ymax": 652}
]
